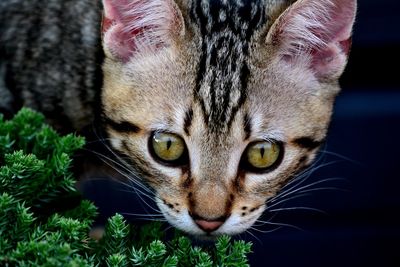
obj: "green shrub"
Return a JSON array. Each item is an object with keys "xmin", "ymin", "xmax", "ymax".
[{"xmin": 0, "ymin": 108, "xmax": 252, "ymax": 266}]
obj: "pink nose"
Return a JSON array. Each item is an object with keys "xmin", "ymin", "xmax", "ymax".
[{"xmin": 195, "ymin": 219, "xmax": 224, "ymax": 232}]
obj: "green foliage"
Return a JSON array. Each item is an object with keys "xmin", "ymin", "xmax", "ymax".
[{"xmin": 0, "ymin": 108, "xmax": 253, "ymax": 266}]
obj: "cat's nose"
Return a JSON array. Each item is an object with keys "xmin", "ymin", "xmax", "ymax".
[
  {"xmin": 195, "ymin": 219, "xmax": 224, "ymax": 232},
  {"xmin": 190, "ymin": 213, "xmax": 227, "ymax": 232}
]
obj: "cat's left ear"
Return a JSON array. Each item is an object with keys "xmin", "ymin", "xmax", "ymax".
[
  {"xmin": 266, "ymin": 0, "xmax": 357, "ymax": 80},
  {"xmin": 102, "ymin": 0, "xmax": 185, "ymax": 62}
]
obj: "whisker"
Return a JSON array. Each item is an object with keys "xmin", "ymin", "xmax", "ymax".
[
  {"xmin": 253, "ymin": 147, "xmax": 353, "ymax": 237},
  {"xmin": 108, "ymin": 176, "xmax": 162, "ymax": 215},
  {"xmin": 296, "ymin": 186, "xmax": 348, "ymax": 195},
  {"xmin": 84, "ymin": 148, "xmax": 152, "ymax": 193},
  {"xmin": 244, "ymin": 229, "xmax": 263, "ymax": 244},
  {"xmin": 271, "ymin": 177, "xmax": 345, "ymax": 203},
  {"xmin": 164, "ymin": 225, "xmax": 175, "ymax": 232},
  {"xmin": 282, "ymin": 160, "xmax": 339, "ymax": 190},
  {"xmin": 83, "ymin": 150, "xmax": 163, "ymax": 216},
  {"xmin": 114, "ymin": 179, "xmax": 156, "ymax": 201},
  {"xmin": 87, "ymin": 129, "xmax": 153, "ymax": 191},
  {"xmin": 83, "ymin": 149, "xmax": 157, "ymax": 201},
  {"xmin": 82, "ymin": 137, "xmax": 115, "ymax": 145},
  {"xmin": 266, "ymin": 193, "xmax": 312, "ymax": 210},
  {"xmin": 279, "ymin": 153, "xmax": 331, "ymax": 189},
  {"xmin": 268, "ymin": 163, "xmax": 333, "ymax": 205},
  {"xmin": 120, "ymin": 212, "xmax": 164, "ymax": 217},
  {"xmin": 123, "ymin": 216, "xmax": 167, "ymax": 222},
  {"xmin": 121, "ymin": 178, "xmax": 158, "ymax": 200},
  {"xmin": 78, "ymin": 127, "xmax": 169, "ymax": 223},
  {"xmin": 117, "ymin": 187, "xmax": 153, "ymax": 197},
  {"xmin": 268, "ymin": 206, "xmax": 327, "ymax": 214},
  {"xmin": 319, "ymin": 149, "xmax": 362, "ymax": 166},
  {"xmin": 249, "ymin": 226, "xmax": 283, "ymax": 234},
  {"xmin": 254, "ymin": 220, "xmax": 303, "ymax": 231},
  {"xmin": 118, "ymin": 180, "xmax": 162, "ymax": 215}
]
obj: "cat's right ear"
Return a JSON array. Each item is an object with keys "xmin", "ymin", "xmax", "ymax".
[{"xmin": 102, "ymin": 0, "xmax": 185, "ymax": 62}]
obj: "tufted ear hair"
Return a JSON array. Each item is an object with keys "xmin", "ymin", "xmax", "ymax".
[
  {"xmin": 266, "ymin": 0, "xmax": 357, "ymax": 80},
  {"xmin": 102, "ymin": 0, "xmax": 185, "ymax": 62}
]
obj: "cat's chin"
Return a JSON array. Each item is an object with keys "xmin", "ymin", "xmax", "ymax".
[
  {"xmin": 176, "ymin": 225, "xmax": 251, "ymax": 240},
  {"xmin": 170, "ymin": 222, "xmax": 243, "ymax": 239}
]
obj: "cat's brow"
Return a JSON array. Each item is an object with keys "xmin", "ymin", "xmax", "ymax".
[
  {"xmin": 291, "ymin": 137, "xmax": 325, "ymax": 150},
  {"xmin": 103, "ymin": 117, "xmax": 141, "ymax": 133}
]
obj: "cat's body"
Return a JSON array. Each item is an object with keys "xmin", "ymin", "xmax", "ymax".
[
  {"xmin": 0, "ymin": 0, "xmax": 357, "ymax": 237},
  {"xmin": 0, "ymin": 0, "xmax": 103, "ymax": 132}
]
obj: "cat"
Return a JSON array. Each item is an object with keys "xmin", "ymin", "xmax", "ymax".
[{"xmin": 0, "ymin": 0, "xmax": 357, "ymax": 237}]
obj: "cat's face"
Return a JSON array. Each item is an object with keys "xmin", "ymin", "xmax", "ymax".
[{"xmin": 101, "ymin": 0, "xmax": 356, "ymax": 237}]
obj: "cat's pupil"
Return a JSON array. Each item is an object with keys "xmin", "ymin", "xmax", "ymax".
[
  {"xmin": 167, "ymin": 139, "xmax": 172, "ymax": 150},
  {"xmin": 260, "ymin": 147, "xmax": 265, "ymax": 158}
]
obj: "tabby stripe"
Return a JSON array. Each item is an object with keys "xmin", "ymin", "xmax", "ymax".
[
  {"xmin": 292, "ymin": 137, "xmax": 325, "ymax": 150},
  {"xmin": 243, "ymin": 113, "xmax": 252, "ymax": 140},
  {"xmin": 191, "ymin": 0, "xmax": 266, "ymax": 130},
  {"xmin": 183, "ymin": 108, "xmax": 194, "ymax": 136},
  {"xmin": 103, "ymin": 117, "xmax": 141, "ymax": 133},
  {"xmin": 226, "ymin": 62, "xmax": 250, "ymax": 129},
  {"xmin": 192, "ymin": 0, "xmax": 208, "ymax": 123}
]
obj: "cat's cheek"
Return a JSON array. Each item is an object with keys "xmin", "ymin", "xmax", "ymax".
[
  {"xmin": 214, "ymin": 208, "xmax": 265, "ymax": 236},
  {"xmin": 245, "ymin": 173, "xmax": 275, "ymax": 189},
  {"xmin": 148, "ymin": 165, "xmax": 181, "ymax": 181},
  {"xmin": 155, "ymin": 197, "xmax": 204, "ymax": 236}
]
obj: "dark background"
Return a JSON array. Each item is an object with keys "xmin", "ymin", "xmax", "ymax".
[
  {"xmin": 83, "ymin": 1, "xmax": 400, "ymax": 266},
  {"xmin": 248, "ymin": 0, "xmax": 400, "ymax": 266}
]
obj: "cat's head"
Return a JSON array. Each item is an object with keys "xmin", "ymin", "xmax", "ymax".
[{"xmin": 100, "ymin": 0, "xmax": 357, "ymax": 237}]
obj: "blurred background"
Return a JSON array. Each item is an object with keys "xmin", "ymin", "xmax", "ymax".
[{"xmin": 83, "ymin": 0, "xmax": 400, "ymax": 266}]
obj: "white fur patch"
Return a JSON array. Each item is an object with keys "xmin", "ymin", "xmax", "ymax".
[{"xmin": 109, "ymin": 137, "xmax": 123, "ymax": 150}]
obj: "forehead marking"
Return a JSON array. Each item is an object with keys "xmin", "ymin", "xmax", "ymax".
[
  {"xmin": 183, "ymin": 107, "xmax": 194, "ymax": 136},
  {"xmin": 243, "ymin": 112, "xmax": 252, "ymax": 140},
  {"xmin": 190, "ymin": 0, "xmax": 266, "ymax": 132}
]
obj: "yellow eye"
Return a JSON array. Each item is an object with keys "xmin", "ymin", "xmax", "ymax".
[
  {"xmin": 245, "ymin": 141, "xmax": 281, "ymax": 170},
  {"xmin": 151, "ymin": 132, "xmax": 186, "ymax": 164}
]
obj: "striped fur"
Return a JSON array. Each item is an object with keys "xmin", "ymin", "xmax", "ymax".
[
  {"xmin": 191, "ymin": 0, "xmax": 267, "ymax": 132},
  {"xmin": 0, "ymin": 0, "xmax": 103, "ymax": 132}
]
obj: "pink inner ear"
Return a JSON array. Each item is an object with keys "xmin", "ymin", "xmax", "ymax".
[
  {"xmin": 270, "ymin": 0, "xmax": 357, "ymax": 79},
  {"xmin": 104, "ymin": 25, "xmax": 139, "ymax": 62},
  {"xmin": 339, "ymin": 37, "xmax": 352, "ymax": 56},
  {"xmin": 101, "ymin": 16, "xmax": 113, "ymax": 34},
  {"xmin": 102, "ymin": 0, "xmax": 182, "ymax": 62}
]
